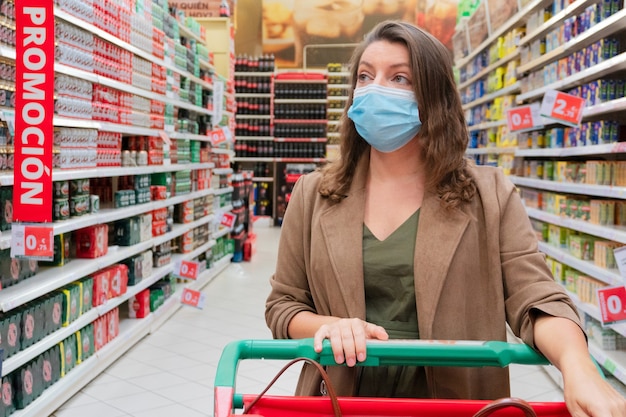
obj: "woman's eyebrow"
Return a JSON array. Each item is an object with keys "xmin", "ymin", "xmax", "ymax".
[{"xmin": 358, "ymin": 60, "xmax": 411, "ymax": 70}]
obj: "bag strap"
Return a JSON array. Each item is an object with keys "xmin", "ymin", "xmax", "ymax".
[
  {"xmin": 243, "ymin": 357, "xmax": 342, "ymax": 417},
  {"xmin": 473, "ymin": 397, "xmax": 538, "ymax": 417}
]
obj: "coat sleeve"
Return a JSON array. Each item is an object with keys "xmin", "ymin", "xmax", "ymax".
[
  {"xmin": 495, "ymin": 169, "xmax": 583, "ymax": 348},
  {"xmin": 265, "ymin": 173, "xmax": 318, "ymax": 339}
]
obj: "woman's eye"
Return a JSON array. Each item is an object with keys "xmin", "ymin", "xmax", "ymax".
[{"xmin": 393, "ymin": 75, "xmax": 410, "ymax": 84}]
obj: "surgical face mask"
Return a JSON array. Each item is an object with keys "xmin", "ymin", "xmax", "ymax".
[{"xmin": 347, "ymin": 84, "xmax": 422, "ymax": 153}]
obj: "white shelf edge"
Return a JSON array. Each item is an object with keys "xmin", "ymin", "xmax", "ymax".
[
  {"xmin": 517, "ymin": 8, "xmax": 626, "ymax": 74},
  {"xmin": 0, "ymin": 197, "xmax": 216, "ymax": 313},
  {"xmin": 517, "ymin": 52, "xmax": 626, "ymax": 103},
  {"xmin": 1, "ymin": 263, "xmax": 173, "ymax": 377},
  {"xmin": 526, "ymin": 207, "xmax": 626, "ymax": 245},
  {"xmin": 509, "ymin": 176, "xmax": 626, "ymax": 200},
  {"xmin": 467, "ymin": 120, "xmax": 506, "ymax": 132},
  {"xmin": 273, "ymin": 99, "xmax": 328, "ymax": 104},
  {"xmin": 0, "ymin": 162, "xmax": 214, "ymax": 189},
  {"xmin": 52, "ymin": 188, "xmax": 215, "ymax": 236},
  {"xmin": 2, "ymin": 253, "xmax": 233, "ymax": 414},
  {"xmin": 588, "ymin": 342, "xmax": 626, "ymax": 386},
  {"xmin": 518, "ymin": 0, "xmax": 589, "ymax": 47},
  {"xmin": 462, "ymin": 82, "xmax": 521, "ymax": 110},
  {"xmin": 466, "ymin": 147, "xmax": 516, "ymax": 155},
  {"xmin": 537, "ymin": 241, "xmax": 622, "ymax": 287}
]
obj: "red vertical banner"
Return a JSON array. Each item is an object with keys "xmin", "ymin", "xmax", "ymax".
[{"xmin": 14, "ymin": 2, "xmax": 54, "ymax": 223}]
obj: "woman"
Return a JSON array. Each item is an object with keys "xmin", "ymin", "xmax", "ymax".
[{"xmin": 265, "ymin": 21, "xmax": 626, "ymax": 415}]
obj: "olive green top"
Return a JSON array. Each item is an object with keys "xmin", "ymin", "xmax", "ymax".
[{"xmin": 357, "ymin": 209, "xmax": 428, "ymax": 398}]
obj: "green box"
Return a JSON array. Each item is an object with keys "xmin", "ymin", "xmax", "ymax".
[
  {"xmin": 78, "ymin": 324, "xmax": 94, "ymax": 363},
  {"xmin": 61, "ymin": 333, "xmax": 78, "ymax": 376}
]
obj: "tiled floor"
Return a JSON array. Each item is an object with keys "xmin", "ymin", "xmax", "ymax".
[{"xmin": 51, "ymin": 218, "xmax": 564, "ymax": 417}]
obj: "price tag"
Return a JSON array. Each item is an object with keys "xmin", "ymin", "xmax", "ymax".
[
  {"xmin": 598, "ymin": 286, "xmax": 626, "ymax": 325},
  {"xmin": 221, "ymin": 212, "xmax": 236, "ymax": 229},
  {"xmin": 11, "ymin": 224, "xmax": 54, "ymax": 260},
  {"xmin": 181, "ymin": 288, "xmax": 206, "ymax": 309},
  {"xmin": 210, "ymin": 128, "xmax": 227, "ymax": 146},
  {"xmin": 540, "ymin": 90, "xmax": 585, "ymax": 127},
  {"xmin": 506, "ymin": 103, "xmax": 543, "ymax": 132},
  {"xmin": 614, "ymin": 246, "xmax": 626, "ymax": 280},
  {"xmin": 175, "ymin": 260, "xmax": 200, "ymax": 280}
]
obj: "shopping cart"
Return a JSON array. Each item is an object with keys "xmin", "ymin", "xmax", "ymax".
[{"xmin": 214, "ymin": 338, "xmax": 571, "ymax": 417}]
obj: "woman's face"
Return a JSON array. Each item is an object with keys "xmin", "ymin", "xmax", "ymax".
[{"xmin": 355, "ymin": 40, "xmax": 413, "ymax": 92}]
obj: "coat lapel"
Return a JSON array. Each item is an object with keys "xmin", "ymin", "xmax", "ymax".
[
  {"xmin": 414, "ymin": 192, "xmax": 470, "ymax": 339},
  {"xmin": 318, "ymin": 155, "xmax": 369, "ymax": 320}
]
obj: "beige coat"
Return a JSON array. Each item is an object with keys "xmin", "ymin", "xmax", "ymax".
[{"xmin": 265, "ymin": 153, "xmax": 581, "ymax": 400}]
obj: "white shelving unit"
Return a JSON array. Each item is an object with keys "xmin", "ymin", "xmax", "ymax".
[
  {"xmin": 456, "ymin": 0, "xmax": 626, "ymax": 388},
  {"xmin": 4, "ymin": 3, "xmax": 237, "ymax": 414}
]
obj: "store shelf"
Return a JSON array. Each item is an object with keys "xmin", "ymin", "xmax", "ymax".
[
  {"xmin": 213, "ymin": 167, "xmax": 234, "ymax": 175},
  {"xmin": 177, "ymin": 22, "xmax": 206, "ymax": 45},
  {"xmin": 235, "ymin": 136, "xmax": 274, "ymax": 141},
  {"xmin": 0, "ymin": 162, "xmax": 215, "ymax": 186},
  {"xmin": 458, "ymin": 52, "xmax": 520, "ymax": 91},
  {"xmin": 274, "ymin": 138, "xmax": 327, "ymax": 143},
  {"xmin": 273, "ymin": 119, "xmax": 328, "ymax": 124},
  {"xmin": 518, "ymin": 51, "xmax": 626, "ymax": 103},
  {"xmin": 588, "ymin": 342, "xmax": 626, "ymax": 386},
  {"xmin": 537, "ymin": 241, "xmax": 622, "ymax": 287},
  {"xmin": 252, "ymin": 177, "xmax": 273, "ymax": 183},
  {"xmin": 274, "ymin": 79, "xmax": 327, "ymax": 84},
  {"xmin": 584, "ymin": 96, "xmax": 626, "ymax": 119},
  {"xmin": 0, "ymin": 206, "xmax": 219, "ymax": 313},
  {"xmin": 455, "ymin": 0, "xmax": 552, "ymax": 68},
  {"xmin": 518, "ymin": 0, "xmax": 590, "ymax": 47},
  {"xmin": 526, "ymin": 207, "xmax": 626, "ymax": 244},
  {"xmin": 1, "ymin": 262, "xmax": 173, "ymax": 377},
  {"xmin": 54, "ymin": 9, "xmax": 213, "ymax": 93},
  {"xmin": 514, "ymin": 143, "xmax": 626, "ymax": 158},
  {"xmin": 509, "ymin": 176, "xmax": 626, "ymax": 199},
  {"xmin": 10, "ymin": 255, "xmax": 233, "ymax": 417},
  {"xmin": 517, "ymin": 8, "xmax": 626, "ymax": 74},
  {"xmin": 234, "ymin": 72, "xmax": 274, "ymax": 77},
  {"xmin": 568, "ymin": 292, "xmax": 626, "ymax": 339},
  {"xmin": 465, "ymin": 147, "xmax": 516, "ymax": 155},
  {"xmin": 53, "ymin": 189, "xmax": 214, "ymax": 236},
  {"xmin": 235, "ymin": 93, "xmax": 273, "ymax": 98},
  {"xmin": 467, "ymin": 120, "xmax": 507, "ymax": 132},
  {"xmin": 236, "ymin": 115, "xmax": 272, "ymax": 119},
  {"xmin": 233, "ymin": 157, "xmax": 275, "ymax": 163},
  {"xmin": 462, "ymin": 82, "xmax": 521, "ymax": 110},
  {"xmin": 274, "ymin": 99, "xmax": 328, "ymax": 104}
]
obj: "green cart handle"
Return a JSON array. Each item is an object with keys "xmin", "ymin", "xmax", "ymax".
[{"xmin": 215, "ymin": 338, "xmax": 549, "ymax": 390}]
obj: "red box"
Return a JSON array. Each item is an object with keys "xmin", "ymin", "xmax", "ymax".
[
  {"xmin": 92, "ymin": 269, "xmax": 110, "ymax": 307},
  {"xmin": 128, "ymin": 289, "xmax": 150, "ymax": 318},
  {"xmin": 75, "ymin": 225, "xmax": 109, "ymax": 259},
  {"xmin": 107, "ymin": 308, "xmax": 120, "ymax": 342},
  {"xmin": 109, "ymin": 265, "xmax": 128, "ymax": 298},
  {"xmin": 93, "ymin": 316, "xmax": 108, "ymax": 351},
  {"xmin": 243, "ymin": 233, "xmax": 257, "ymax": 262}
]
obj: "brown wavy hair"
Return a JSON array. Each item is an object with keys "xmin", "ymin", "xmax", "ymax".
[{"xmin": 318, "ymin": 21, "xmax": 476, "ymax": 210}]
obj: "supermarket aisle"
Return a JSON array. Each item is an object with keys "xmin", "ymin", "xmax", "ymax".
[{"xmin": 52, "ymin": 218, "xmax": 564, "ymax": 417}]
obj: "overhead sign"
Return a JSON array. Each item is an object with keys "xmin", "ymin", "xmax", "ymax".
[{"xmin": 15, "ymin": 2, "xmax": 54, "ymax": 223}]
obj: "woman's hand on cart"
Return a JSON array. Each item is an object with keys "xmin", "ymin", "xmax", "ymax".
[
  {"xmin": 313, "ymin": 318, "xmax": 388, "ymax": 367},
  {"xmin": 562, "ymin": 359, "xmax": 626, "ymax": 417}
]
